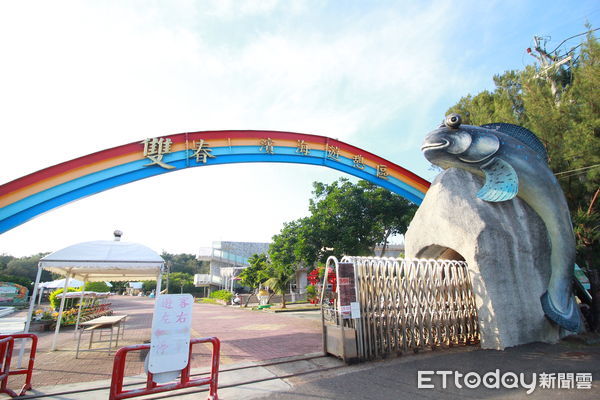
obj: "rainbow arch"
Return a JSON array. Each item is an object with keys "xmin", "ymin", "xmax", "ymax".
[{"xmin": 0, "ymin": 130, "xmax": 430, "ymax": 234}]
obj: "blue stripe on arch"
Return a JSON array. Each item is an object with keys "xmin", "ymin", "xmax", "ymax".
[{"xmin": 0, "ymin": 149, "xmax": 425, "ymax": 233}]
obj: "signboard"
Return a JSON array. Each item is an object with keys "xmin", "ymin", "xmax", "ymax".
[
  {"xmin": 350, "ymin": 301, "xmax": 361, "ymax": 319},
  {"xmin": 336, "ymin": 263, "xmax": 357, "ymax": 319},
  {"xmin": 148, "ymin": 294, "xmax": 193, "ymax": 375}
]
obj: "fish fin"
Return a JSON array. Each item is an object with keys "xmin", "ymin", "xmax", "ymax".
[
  {"xmin": 540, "ymin": 292, "xmax": 583, "ymax": 332},
  {"xmin": 481, "ymin": 123, "xmax": 548, "ymax": 163},
  {"xmin": 477, "ymin": 158, "xmax": 519, "ymax": 202}
]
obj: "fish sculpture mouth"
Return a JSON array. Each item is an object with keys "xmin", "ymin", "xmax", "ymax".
[{"xmin": 421, "ymin": 140, "xmax": 449, "ymax": 151}]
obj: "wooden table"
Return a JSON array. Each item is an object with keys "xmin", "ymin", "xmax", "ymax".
[{"xmin": 75, "ymin": 315, "xmax": 127, "ymax": 358}]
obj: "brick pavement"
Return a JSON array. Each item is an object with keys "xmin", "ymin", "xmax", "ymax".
[{"xmin": 4, "ymin": 296, "xmax": 322, "ymax": 391}]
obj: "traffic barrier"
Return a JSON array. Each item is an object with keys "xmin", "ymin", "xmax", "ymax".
[
  {"xmin": 0, "ymin": 333, "xmax": 38, "ymax": 397},
  {"xmin": 109, "ymin": 336, "xmax": 220, "ymax": 400}
]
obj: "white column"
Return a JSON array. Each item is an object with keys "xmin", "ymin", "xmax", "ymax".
[
  {"xmin": 51, "ymin": 272, "xmax": 71, "ymax": 351},
  {"xmin": 74, "ymin": 277, "xmax": 88, "ymax": 332},
  {"xmin": 20, "ymin": 264, "xmax": 43, "ymax": 367},
  {"xmin": 155, "ymin": 268, "xmax": 163, "ymax": 301},
  {"xmin": 23, "ymin": 265, "xmax": 43, "ymax": 335}
]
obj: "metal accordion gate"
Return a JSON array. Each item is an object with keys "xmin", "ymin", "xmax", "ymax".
[{"xmin": 323, "ymin": 256, "xmax": 480, "ymax": 361}]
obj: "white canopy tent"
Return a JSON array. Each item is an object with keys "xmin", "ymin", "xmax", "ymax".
[
  {"xmin": 24, "ymin": 232, "xmax": 166, "ymax": 351},
  {"xmin": 40, "ymin": 278, "xmax": 85, "ymax": 289},
  {"xmin": 36, "ymin": 278, "xmax": 85, "ymax": 307},
  {"xmin": 36, "ymin": 279, "xmax": 113, "ymax": 306}
]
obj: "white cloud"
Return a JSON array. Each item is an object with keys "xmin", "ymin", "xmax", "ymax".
[{"xmin": 2, "ymin": 0, "xmax": 585, "ymax": 257}]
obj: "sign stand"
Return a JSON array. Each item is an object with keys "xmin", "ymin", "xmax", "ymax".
[{"xmin": 147, "ymin": 294, "xmax": 194, "ymax": 383}]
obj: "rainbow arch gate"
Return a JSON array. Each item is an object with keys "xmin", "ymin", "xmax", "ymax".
[{"xmin": 0, "ymin": 130, "xmax": 430, "ymax": 233}]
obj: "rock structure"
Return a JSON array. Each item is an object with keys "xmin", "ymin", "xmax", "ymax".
[{"xmin": 405, "ymin": 168, "xmax": 562, "ymax": 349}]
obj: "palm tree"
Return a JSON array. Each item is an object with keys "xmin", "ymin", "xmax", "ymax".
[
  {"xmin": 239, "ymin": 253, "xmax": 271, "ymax": 307},
  {"xmin": 264, "ymin": 266, "xmax": 295, "ymax": 309}
]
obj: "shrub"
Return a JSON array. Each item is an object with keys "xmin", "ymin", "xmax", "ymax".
[
  {"xmin": 84, "ymin": 281, "xmax": 110, "ymax": 292},
  {"xmin": 209, "ymin": 290, "xmax": 233, "ymax": 302},
  {"xmin": 49, "ymin": 287, "xmax": 81, "ymax": 310}
]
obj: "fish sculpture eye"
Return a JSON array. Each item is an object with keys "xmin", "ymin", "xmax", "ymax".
[{"xmin": 444, "ymin": 113, "xmax": 462, "ymax": 129}]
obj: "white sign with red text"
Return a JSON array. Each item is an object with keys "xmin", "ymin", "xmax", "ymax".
[{"xmin": 148, "ymin": 294, "xmax": 193, "ymax": 374}]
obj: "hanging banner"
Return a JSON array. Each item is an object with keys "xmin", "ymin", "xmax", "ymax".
[
  {"xmin": 148, "ymin": 294, "xmax": 193, "ymax": 374},
  {"xmin": 336, "ymin": 262, "xmax": 357, "ymax": 319}
]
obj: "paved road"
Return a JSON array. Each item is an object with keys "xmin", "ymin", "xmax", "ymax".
[
  {"xmin": 7, "ymin": 296, "xmax": 322, "ymax": 388},
  {"xmin": 257, "ymin": 340, "xmax": 600, "ymax": 399}
]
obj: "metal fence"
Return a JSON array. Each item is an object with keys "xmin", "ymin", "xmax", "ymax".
[{"xmin": 342, "ymin": 257, "xmax": 479, "ymax": 360}]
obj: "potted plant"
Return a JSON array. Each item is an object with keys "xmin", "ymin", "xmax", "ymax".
[
  {"xmin": 30, "ymin": 308, "xmax": 53, "ymax": 332},
  {"xmin": 306, "ymin": 285, "xmax": 318, "ymax": 304}
]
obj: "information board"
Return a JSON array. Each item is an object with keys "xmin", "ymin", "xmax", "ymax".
[
  {"xmin": 148, "ymin": 294, "xmax": 193, "ymax": 374},
  {"xmin": 336, "ymin": 262, "xmax": 357, "ymax": 319}
]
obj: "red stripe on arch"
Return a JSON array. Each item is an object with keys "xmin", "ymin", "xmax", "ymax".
[{"xmin": 1, "ymin": 130, "xmax": 430, "ymax": 198}]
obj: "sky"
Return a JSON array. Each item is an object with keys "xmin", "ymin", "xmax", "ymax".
[{"xmin": 0, "ymin": 0, "xmax": 598, "ymax": 257}]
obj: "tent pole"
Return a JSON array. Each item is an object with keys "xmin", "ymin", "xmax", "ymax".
[
  {"xmin": 23, "ymin": 264, "xmax": 43, "ymax": 334},
  {"xmin": 51, "ymin": 272, "xmax": 71, "ymax": 351},
  {"xmin": 155, "ymin": 269, "xmax": 163, "ymax": 300},
  {"xmin": 20, "ymin": 263, "xmax": 43, "ymax": 367},
  {"xmin": 74, "ymin": 278, "xmax": 88, "ymax": 333}
]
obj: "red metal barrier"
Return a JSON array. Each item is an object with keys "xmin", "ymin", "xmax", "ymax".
[
  {"xmin": 0, "ymin": 336, "xmax": 15, "ymax": 397},
  {"xmin": 0, "ymin": 333, "xmax": 38, "ymax": 397},
  {"xmin": 109, "ymin": 337, "xmax": 220, "ymax": 400}
]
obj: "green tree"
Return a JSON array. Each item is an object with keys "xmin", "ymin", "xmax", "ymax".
[
  {"xmin": 269, "ymin": 178, "xmax": 418, "ymax": 267},
  {"xmin": 0, "ymin": 274, "xmax": 35, "ymax": 291},
  {"xmin": 0, "ymin": 254, "xmax": 15, "ymax": 271},
  {"xmin": 573, "ymin": 190, "xmax": 600, "ymax": 331},
  {"xmin": 269, "ymin": 219, "xmax": 319, "ymax": 269},
  {"xmin": 83, "ymin": 281, "xmax": 110, "ymax": 292},
  {"xmin": 5, "ymin": 253, "xmax": 52, "ymax": 281},
  {"xmin": 109, "ymin": 281, "xmax": 128, "ymax": 293},
  {"xmin": 168, "ymin": 272, "xmax": 195, "ymax": 294},
  {"xmin": 264, "ymin": 265, "xmax": 295, "ymax": 309},
  {"xmin": 238, "ymin": 253, "xmax": 272, "ymax": 306},
  {"xmin": 142, "ymin": 280, "xmax": 156, "ymax": 293},
  {"xmin": 161, "ymin": 252, "xmax": 208, "ymax": 275}
]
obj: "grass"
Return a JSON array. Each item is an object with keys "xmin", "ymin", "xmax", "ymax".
[{"xmin": 196, "ymin": 298, "xmax": 221, "ymax": 305}]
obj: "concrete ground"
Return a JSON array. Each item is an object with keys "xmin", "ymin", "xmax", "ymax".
[
  {"xmin": 257, "ymin": 338, "xmax": 600, "ymax": 399},
  {"xmin": 1, "ymin": 296, "xmax": 322, "ymax": 391},
  {"xmin": 2, "ymin": 297, "xmax": 599, "ymax": 399}
]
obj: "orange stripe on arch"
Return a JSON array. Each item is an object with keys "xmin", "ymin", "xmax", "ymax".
[
  {"xmin": 0, "ymin": 152, "xmax": 141, "ymax": 207},
  {"xmin": 1, "ymin": 135, "xmax": 429, "ymax": 208}
]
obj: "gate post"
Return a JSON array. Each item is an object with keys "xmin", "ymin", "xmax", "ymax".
[{"xmin": 321, "ymin": 256, "xmax": 360, "ymax": 363}]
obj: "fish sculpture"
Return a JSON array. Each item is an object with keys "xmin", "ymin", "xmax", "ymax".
[{"xmin": 421, "ymin": 113, "xmax": 582, "ymax": 332}]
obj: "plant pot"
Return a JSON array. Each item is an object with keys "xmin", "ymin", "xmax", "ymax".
[{"xmin": 29, "ymin": 320, "xmax": 52, "ymax": 332}]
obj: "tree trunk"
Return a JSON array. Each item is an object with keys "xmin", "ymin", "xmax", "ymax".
[
  {"xmin": 380, "ymin": 230, "xmax": 391, "ymax": 257},
  {"xmin": 589, "ymin": 269, "xmax": 600, "ymax": 333},
  {"xmin": 243, "ymin": 292, "xmax": 255, "ymax": 307},
  {"xmin": 281, "ymin": 293, "xmax": 286, "ymax": 309}
]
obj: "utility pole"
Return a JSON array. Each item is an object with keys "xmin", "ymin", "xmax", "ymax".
[
  {"xmin": 525, "ymin": 28, "xmax": 597, "ymax": 102},
  {"xmin": 526, "ymin": 36, "xmax": 571, "ymax": 99}
]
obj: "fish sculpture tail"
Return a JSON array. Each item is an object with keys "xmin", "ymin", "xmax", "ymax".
[{"xmin": 541, "ymin": 291, "xmax": 583, "ymax": 333}]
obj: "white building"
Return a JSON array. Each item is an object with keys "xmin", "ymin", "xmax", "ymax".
[{"xmin": 195, "ymin": 241, "xmax": 270, "ymax": 293}]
